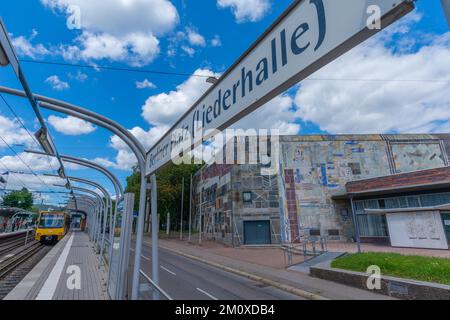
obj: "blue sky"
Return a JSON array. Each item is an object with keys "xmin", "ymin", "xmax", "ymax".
[{"xmin": 0, "ymin": 0, "xmax": 448, "ymax": 205}]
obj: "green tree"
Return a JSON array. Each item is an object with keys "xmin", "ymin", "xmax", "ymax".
[
  {"xmin": 2, "ymin": 188, "xmax": 34, "ymax": 210},
  {"xmin": 125, "ymin": 163, "xmax": 201, "ymax": 231}
]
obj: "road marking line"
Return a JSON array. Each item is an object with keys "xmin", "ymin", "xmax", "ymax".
[
  {"xmin": 130, "ymin": 248, "xmax": 151, "ymax": 261},
  {"xmin": 196, "ymin": 288, "xmax": 218, "ymax": 300},
  {"xmin": 4, "ymin": 254, "xmax": 14, "ymax": 258},
  {"xmin": 36, "ymin": 233, "xmax": 74, "ymax": 300},
  {"xmin": 161, "ymin": 265, "xmax": 176, "ymax": 276}
]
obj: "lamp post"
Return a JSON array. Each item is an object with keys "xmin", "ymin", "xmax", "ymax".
[{"xmin": 0, "ymin": 85, "xmax": 154, "ymax": 299}]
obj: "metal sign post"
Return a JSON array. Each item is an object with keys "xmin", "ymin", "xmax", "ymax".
[
  {"xmin": 180, "ymin": 177, "xmax": 184, "ymax": 240},
  {"xmin": 188, "ymin": 174, "xmax": 193, "ymax": 241},
  {"xmin": 150, "ymin": 174, "xmax": 159, "ymax": 287}
]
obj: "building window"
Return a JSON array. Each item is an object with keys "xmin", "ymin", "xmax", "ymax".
[
  {"xmin": 352, "ymin": 191, "xmax": 450, "ymax": 238},
  {"xmin": 328, "ymin": 229, "xmax": 340, "ymax": 236},
  {"xmin": 407, "ymin": 196, "xmax": 420, "ymax": 207},
  {"xmin": 348, "ymin": 162, "xmax": 362, "ymax": 175},
  {"xmin": 243, "ymin": 191, "xmax": 252, "ymax": 203}
]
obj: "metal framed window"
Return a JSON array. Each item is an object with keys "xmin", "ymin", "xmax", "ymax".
[{"xmin": 243, "ymin": 191, "xmax": 252, "ymax": 203}]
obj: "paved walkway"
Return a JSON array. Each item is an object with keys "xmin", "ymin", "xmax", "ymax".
[
  {"xmin": 5, "ymin": 231, "xmax": 109, "ymax": 300},
  {"xmin": 145, "ymin": 235, "xmax": 393, "ymax": 300}
]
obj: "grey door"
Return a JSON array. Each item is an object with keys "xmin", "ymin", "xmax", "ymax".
[{"xmin": 244, "ymin": 221, "xmax": 271, "ymax": 245}]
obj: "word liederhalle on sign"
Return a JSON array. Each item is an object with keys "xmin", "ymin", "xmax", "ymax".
[{"xmin": 146, "ymin": 0, "xmax": 415, "ymax": 176}]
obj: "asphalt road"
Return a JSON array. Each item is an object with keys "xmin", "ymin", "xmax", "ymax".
[{"xmin": 130, "ymin": 241, "xmax": 304, "ymax": 300}]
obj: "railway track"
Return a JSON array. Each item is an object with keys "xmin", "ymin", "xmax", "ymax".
[
  {"xmin": 0, "ymin": 232, "xmax": 51, "ymax": 299},
  {"xmin": 0, "ymin": 232, "xmax": 34, "ymax": 257}
]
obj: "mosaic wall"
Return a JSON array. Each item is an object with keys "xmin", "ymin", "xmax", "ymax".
[
  {"xmin": 391, "ymin": 143, "xmax": 446, "ymax": 173},
  {"xmin": 194, "ymin": 134, "xmax": 450, "ymax": 246}
]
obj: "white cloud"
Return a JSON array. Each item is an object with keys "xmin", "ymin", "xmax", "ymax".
[
  {"xmin": 48, "ymin": 115, "xmax": 96, "ymax": 135},
  {"xmin": 181, "ymin": 46, "xmax": 195, "ymax": 57},
  {"xmin": 96, "ymin": 126, "xmax": 167, "ymax": 170},
  {"xmin": 11, "ymin": 29, "xmax": 50, "ymax": 58},
  {"xmin": 186, "ymin": 28, "xmax": 206, "ymax": 47},
  {"xmin": 60, "ymin": 31, "xmax": 160, "ymax": 67},
  {"xmin": 210, "ymin": 35, "xmax": 222, "ymax": 47},
  {"xmin": 0, "ymin": 153, "xmax": 66, "ymax": 172},
  {"xmin": 68, "ymin": 70, "xmax": 88, "ymax": 82},
  {"xmin": 0, "ymin": 115, "xmax": 35, "ymax": 149},
  {"xmin": 142, "ymin": 68, "xmax": 219, "ymax": 127},
  {"xmin": 217, "ymin": 0, "xmax": 271, "ymax": 23},
  {"xmin": 45, "ymin": 75, "xmax": 70, "ymax": 91},
  {"xmin": 41, "ymin": 0, "xmax": 178, "ymax": 36},
  {"xmin": 235, "ymin": 94, "xmax": 300, "ymax": 134},
  {"xmin": 295, "ymin": 28, "xmax": 450, "ymax": 134},
  {"xmin": 136, "ymin": 79, "xmax": 156, "ymax": 89},
  {"xmin": 1, "ymin": 172, "xmax": 62, "ymax": 192},
  {"xmin": 41, "ymin": 0, "xmax": 179, "ymax": 66}
]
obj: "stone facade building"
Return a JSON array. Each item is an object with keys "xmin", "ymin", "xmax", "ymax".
[{"xmin": 192, "ymin": 134, "xmax": 450, "ymax": 248}]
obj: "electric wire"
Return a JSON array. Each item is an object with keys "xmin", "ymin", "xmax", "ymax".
[
  {"xmin": 0, "ymin": 93, "xmax": 57, "ymax": 173},
  {"xmin": 0, "ymin": 133, "xmax": 54, "ymax": 192}
]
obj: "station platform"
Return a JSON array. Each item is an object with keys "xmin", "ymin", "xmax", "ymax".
[{"xmin": 4, "ymin": 231, "xmax": 109, "ymax": 300}]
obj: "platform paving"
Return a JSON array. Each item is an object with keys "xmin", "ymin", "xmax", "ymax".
[{"xmin": 4, "ymin": 231, "xmax": 109, "ymax": 300}]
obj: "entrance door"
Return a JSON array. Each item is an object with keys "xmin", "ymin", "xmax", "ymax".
[
  {"xmin": 442, "ymin": 212, "xmax": 450, "ymax": 244},
  {"xmin": 244, "ymin": 221, "xmax": 271, "ymax": 245}
]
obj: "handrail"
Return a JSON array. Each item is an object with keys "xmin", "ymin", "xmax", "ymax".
[{"xmin": 139, "ymin": 270, "xmax": 173, "ymax": 300}]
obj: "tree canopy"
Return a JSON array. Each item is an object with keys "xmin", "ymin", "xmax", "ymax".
[
  {"xmin": 1, "ymin": 188, "xmax": 34, "ymax": 210},
  {"xmin": 125, "ymin": 163, "xmax": 201, "ymax": 230}
]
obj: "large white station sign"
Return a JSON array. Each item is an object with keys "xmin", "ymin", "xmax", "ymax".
[{"xmin": 146, "ymin": 0, "xmax": 415, "ymax": 175}]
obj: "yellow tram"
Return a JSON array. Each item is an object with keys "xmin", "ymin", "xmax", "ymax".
[{"xmin": 35, "ymin": 211, "xmax": 69, "ymax": 244}]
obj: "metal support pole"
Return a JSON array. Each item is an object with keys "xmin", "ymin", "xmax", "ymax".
[
  {"xmin": 151, "ymin": 174, "xmax": 159, "ymax": 286},
  {"xmin": 350, "ymin": 197, "xmax": 361, "ymax": 253},
  {"xmin": 199, "ymin": 166, "xmax": 203, "ymax": 245},
  {"xmin": 180, "ymin": 177, "xmax": 184, "ymax": 240},
  {"xmin": 131, "ymin": 167, "xmax": 149, "ymax": 300},
  {"xmin": 188, "ymin": 174, "xmax": 192, "ymax": 241}
]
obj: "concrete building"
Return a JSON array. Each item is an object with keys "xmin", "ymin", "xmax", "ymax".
[{"xmin": 192, "ymin": 134, "xmax": 450, "ymax": 249}]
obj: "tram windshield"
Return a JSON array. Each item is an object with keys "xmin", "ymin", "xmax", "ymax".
[{"xmin": 39, "ymin": 214, "xmax": 65, "ymax": 228}]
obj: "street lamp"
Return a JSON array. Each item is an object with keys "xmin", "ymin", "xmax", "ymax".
[
  {"xmin": 0, "ymin": 46, "xmax": 8, "ymax": 66},
  {"xmin": 0, "ymin": 17, "xmax": 17, "ymax": 71},
  {"xmin": 34, "ymin": 127, "xmax": 56, "ymax": 156},
  {"xmin": 57, "ymin": 166, "xmax": 67, "ymax": 179},
  {"xmin": 206, "ymin": 76, "xmax": 219, "ymax": 84}
]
